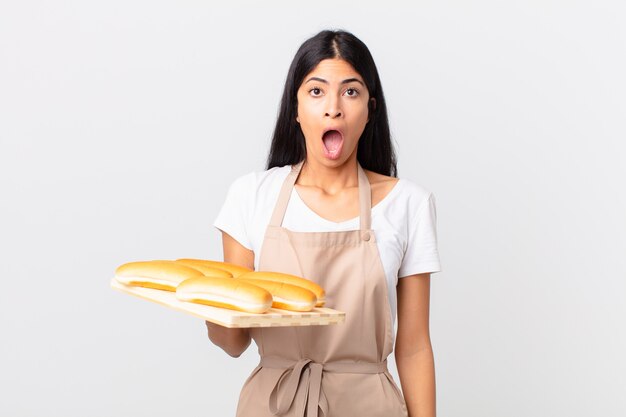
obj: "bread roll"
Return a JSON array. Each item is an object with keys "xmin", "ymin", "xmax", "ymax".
[
  {"xmin": 174, "ymin": 260, "xmax": 233, "ymax": 278},
  {"xmin": 237, "ymin": 271, "xmax": 326, "ymax": 307},
  {"xmin": 238, "ymin": 278, "xmax": 317, "ymax": 312},
  {"xmin": 176, "ymin": 276, "xmax": 272, "ymax": 314},
  {"xmin": 115, "ymin": 261, "xmax": 203, "ymax": 291},
  {"xmin": 175, "ymin": 258, "xmax": 252, "ymax": 277}
]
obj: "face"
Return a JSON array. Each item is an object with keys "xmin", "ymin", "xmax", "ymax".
[{"xmin": 296, "ymin": 58, "xmax": 373, "ymax": 167}]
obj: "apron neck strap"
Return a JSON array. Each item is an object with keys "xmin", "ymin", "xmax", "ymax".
[{"xmin": 269, "ymin": 160, "xmax": 372, "ymax": 231}]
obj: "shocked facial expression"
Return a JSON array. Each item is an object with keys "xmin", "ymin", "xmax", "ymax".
[{"xmin": 296, "ymin": 58, "xmax": 373, "ymax": 166}]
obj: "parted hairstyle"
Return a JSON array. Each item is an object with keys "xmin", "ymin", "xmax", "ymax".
[{"xmin": 266, "ymin": 29, "xmax": 398, "ymax": 177}]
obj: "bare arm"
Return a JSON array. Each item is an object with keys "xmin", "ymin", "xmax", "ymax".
[
  {"xmin": 205, "ymin": 231, "xmax": 255, "ymax": 357},
  {"xmin": 395, "ymin": 273, "xmax": 436, "ymax": 417}
]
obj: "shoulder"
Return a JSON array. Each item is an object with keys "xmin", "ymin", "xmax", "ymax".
[
  {"xmin": 364, "ymin": 170, "xmax": 397, "ymax": 188},
  {"xmin": 397, "ymin": 179, "xmax": 435, "ymax": 223},
  {"xmin": 365, "ymin": 169, "xmax": 433, "ymax": 211},
  {"xmin": 227, "ymin": 165, "xmax": 292, "ymax": 195},
  {"xmin": 364, "ymin": 170, "xmax": 398, "ymax": 206},
  {"xmin": 397, "ymin": 177, "xmax": 434, "ymax": 208}
]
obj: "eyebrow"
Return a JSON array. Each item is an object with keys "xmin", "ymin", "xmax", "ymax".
[{"xmin": 305, "ymin": 76, "xmax": 365, "ymax": 87}]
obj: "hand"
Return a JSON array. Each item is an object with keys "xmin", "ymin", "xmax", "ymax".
[{"xmin": 205, "ymin": 320, "xmax": 251, "ymax": 357}]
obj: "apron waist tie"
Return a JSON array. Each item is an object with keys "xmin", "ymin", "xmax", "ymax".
[{"xmin": 260, "ymin": 356, "xmax": 388, "ymax": 417}]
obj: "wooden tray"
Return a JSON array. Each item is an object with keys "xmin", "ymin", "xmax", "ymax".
[{"xmin": 111, "ymin": 278, "xmax": 345, "ymax": 328}]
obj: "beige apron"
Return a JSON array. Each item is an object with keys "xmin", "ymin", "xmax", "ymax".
[{"xmin": 235, "ymin": 161, "xmax": 408, "ymax": 417}]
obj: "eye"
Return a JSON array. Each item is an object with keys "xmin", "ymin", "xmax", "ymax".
[
  {"xmin": 344, "ymin": 87, "xmax": 359, "ymax": 97},
  {"xmin": 309, "ymin": 87, "xmax": 323, "ymax": 97}
]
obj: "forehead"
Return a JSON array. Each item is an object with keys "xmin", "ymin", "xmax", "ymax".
[{"xmin": 303, "ymin": 58, "xmax": 363, "ymax": 82}]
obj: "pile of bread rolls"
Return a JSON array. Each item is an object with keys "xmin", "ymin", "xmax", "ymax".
[{"xmin": 114, "ymin": 259, "xmax": 325, "ymax": 314}]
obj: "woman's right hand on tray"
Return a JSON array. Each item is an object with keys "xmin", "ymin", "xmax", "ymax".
[{"xmin": 205, "ymin": 320, "xmax": 251, "ymax": 358}]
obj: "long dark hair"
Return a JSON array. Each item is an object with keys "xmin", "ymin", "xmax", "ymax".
[{"xmin": 266, "ymin": 30, "xmax": 397, "ymax": 177}]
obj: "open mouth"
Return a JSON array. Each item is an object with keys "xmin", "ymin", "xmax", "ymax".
[{"xmin": 322, "ymin": 130, "xmax": 344, "ymax": 160}]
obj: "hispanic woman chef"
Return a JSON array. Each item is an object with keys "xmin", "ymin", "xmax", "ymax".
[{"xmin": 209, "ymin": 29, "xmax": 441, "ymax": 417}]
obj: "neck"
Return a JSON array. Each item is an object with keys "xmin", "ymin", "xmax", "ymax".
[{"xmin": 296, "ymin": 156, "xmax": 359, "ymax": 196}]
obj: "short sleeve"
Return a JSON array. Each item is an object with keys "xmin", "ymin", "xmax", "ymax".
[
  {"xmin": 398, "ymin": 192, "xmax": 442, "ymax": 277},
  {"xmin": 212, "ymin": 173, "xmax": 256, "ymax": 250}
]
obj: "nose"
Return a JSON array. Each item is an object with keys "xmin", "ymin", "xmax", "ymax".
[{"xmin": 324, "ymin": 95, "xmax": 342, "ymax": 119}]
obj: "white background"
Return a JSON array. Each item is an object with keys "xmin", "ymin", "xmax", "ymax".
[{"xmin": 1, "ymin": 1, "xmax": 625, "ymax": 416}]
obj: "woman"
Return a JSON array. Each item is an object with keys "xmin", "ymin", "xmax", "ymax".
[{"xmin": 210, "ymin": 29, "xmax": 441, "ymax": 417}]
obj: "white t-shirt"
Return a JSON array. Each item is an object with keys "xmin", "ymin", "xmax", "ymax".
[{"xmin": 213, "ymin": 165, "xmax": 441, "ymax": 326}]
